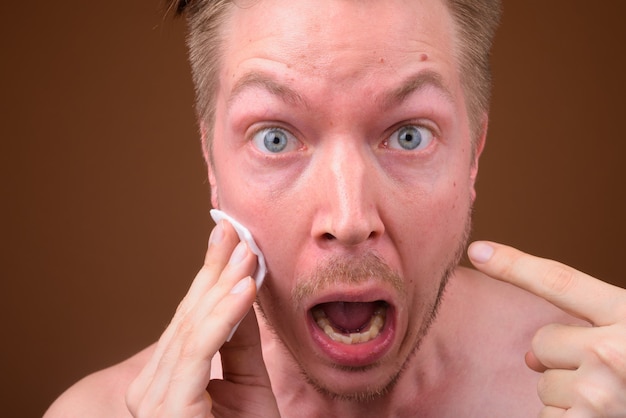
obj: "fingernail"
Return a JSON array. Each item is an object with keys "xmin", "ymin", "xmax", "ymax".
[
  {"xmin": 230, "ymin": 276, "xmax": 252, "ymax": 294},
  {"xmin": 209, "ymin": 221, "xmax": 224, "ymax": 246},
  {"xmin": 469, "ymin": 242, "xmax": 494, "ymax": 263},
  {"xmin": 228, "ymin": 242, "xmax": 247, "ymax": 265}
]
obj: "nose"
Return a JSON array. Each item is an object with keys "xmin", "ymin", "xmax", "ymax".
[{"xmin": 310, "ymin": 140, "xmax": 384, "ymax": 247}]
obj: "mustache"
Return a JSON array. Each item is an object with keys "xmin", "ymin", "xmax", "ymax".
[{"xmin": 291, "ymin": 252, "xmax": 404, "ymax": 309}]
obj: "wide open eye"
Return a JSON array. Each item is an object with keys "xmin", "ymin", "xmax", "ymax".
[
  {"xmin": 252, "ymin": 127, "xmax": 300, "ymax": 154},
  {"xmin": 387, "ymin": 125, "xmax": 434, "ymax": 151}
]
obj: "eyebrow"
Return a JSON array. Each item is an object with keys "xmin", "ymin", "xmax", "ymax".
[
  {"xmin": 228, "ymin": 71, "xmax": 308, "ymax": 109},
  {"xmin": 379, "ymin": 70, "xmax": 454, "ymax": 109},
  {"xmin": 228, "ymin": 69, "xmax": 452, "ymax": 111}
]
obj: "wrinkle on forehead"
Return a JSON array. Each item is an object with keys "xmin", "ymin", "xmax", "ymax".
[
  {"xmin": 223, "ymin": 0, "xmax": 458, "ymax": 81},
  {"xmin": 216, "ymin": 0, "xmax": 468, "ymax": 136},
  {"xmin": 227, "ymin": 68, "xmax": 454, "ymax": 118}
]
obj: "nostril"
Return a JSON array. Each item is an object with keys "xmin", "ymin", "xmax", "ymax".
[{"xmin": 323, "ymin": 232, "xmax": 335, "ymax": 241}]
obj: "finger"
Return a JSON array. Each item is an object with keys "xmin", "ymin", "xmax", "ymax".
[
  {"xmin": 468, "ymin": 241, "xmax": 626, "ymax": 325},
  {"xmin": 526, "ymin": 350, "xmax": 547, "ymax": 372},
  {"xmin": 176, "ymin": 220, "xmax": 243, "ymax": 322},
  {"xmin": 166, "ymin": 276, "xmax": 257, "ymax": 410},
  {"xmin": 127, "ymin": 221, "xmax": 242, "ymax": 409},
  {"xmin": 530, "ymin": 323, "xmax": 594, "ymax": 370},
  {"xmin": 538, "ymin": 369, "xmax": 577, "ymax": 409},
  {"xmin": 144, "ymin": 243, "xmax": 258, "ymax": 412},
  {"xmin": 142, "ymin": 221, "xmax": 239, "ymax": 361}
]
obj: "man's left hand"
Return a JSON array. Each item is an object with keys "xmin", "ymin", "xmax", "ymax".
[{"xmin": 469, "ymin": 241, "xmax": 626, "ymax": 417}]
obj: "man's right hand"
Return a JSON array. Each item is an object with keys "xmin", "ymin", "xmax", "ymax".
[{"xmin": 125, "ymin": 220, "xmax": 280, "ymax": 417}]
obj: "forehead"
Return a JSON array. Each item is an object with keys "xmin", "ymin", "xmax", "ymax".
[{"xmin": 218, "ymin": 0, "xmax": 460, "ymax": 90}]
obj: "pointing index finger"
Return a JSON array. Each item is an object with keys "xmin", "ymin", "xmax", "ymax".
[{"xmin": 468, "ymin": 241, "xmax": 625, "ymax": 326}]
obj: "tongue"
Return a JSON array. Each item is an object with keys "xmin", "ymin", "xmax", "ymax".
[{"xmin": 319, "ymin": 302, "xmax": 377, "ymax": 332}]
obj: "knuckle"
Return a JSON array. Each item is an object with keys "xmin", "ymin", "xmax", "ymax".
[
  {"xmin": 175, "ymin": 316, "xmax": 196, "ymax": 341},
  {"xmin": 542, "ymin": 263, "xmax": 578, "ymax": 298},
  {"xmin": 498, "ymin": 250, "xmax": 526, "ymax": 278},
  {"xmin": 179, "ymin": 333, "xmax": 203, "ymax": 361},
  {"xmin": 591, "ymin": 333, "xmax": 626, "ymax": 378},
  {"xmin": 174, "ymin": 299, "xmax": 190, "ymax": 319},
  {"xmin": 202, "ymin": 256, "xmax": 216, "ymax": 271},
  {"xmin": 573, "ymin": 379, "xmax": 612, "ymax": 415},
  {"xmin": 125, "ymin": 388, "xmax": 139, "ymax": 415}
]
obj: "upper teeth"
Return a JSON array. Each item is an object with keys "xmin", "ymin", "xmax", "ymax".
[{"xmin": 312, "ymin": 305, "xmax": 386, "ymax": 345}]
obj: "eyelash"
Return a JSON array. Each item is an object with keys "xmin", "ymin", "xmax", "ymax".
[
  {"xmin": 248, "ymin": 119, "xmax": 439, "ymax": 154},
  {"xmin": 249, "ymin": 124, "xmax": 302, "ymax": 155},
  {"xmin": 382, "ymin": 120, "xmax": 439, "ymax": 151}
]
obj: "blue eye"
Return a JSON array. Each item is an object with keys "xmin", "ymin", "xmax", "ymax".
[
  {"xmin": 252, "ymin": 127, "xmax": 299, "ymax": 154},
  {"xmin": 387, "ymin": 125, "xmax": 433, "ymax": 151}
]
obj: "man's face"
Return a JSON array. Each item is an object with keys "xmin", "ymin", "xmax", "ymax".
[{"xmin": 209, "ymin": 0, "xmax": 483, "ymax": 399}]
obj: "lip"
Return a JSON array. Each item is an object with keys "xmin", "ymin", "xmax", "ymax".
[{"xmin": 304, "ymin": 284, "xmax": 397, "ymax": 367}]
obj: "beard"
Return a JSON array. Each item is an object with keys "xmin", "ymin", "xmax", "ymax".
[{"xmin": 256, "ymin": 208, "xmax": 473, "ymax": 403}]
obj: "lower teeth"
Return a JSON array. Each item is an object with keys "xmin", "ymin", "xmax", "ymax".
[{"xmin": 312, "ymin": 306, "xmax": 386, "ymax": 344}]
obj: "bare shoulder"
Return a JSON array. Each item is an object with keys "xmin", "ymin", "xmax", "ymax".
[
  {"xmin": 43, "ymin": 344, "xmax": 156, "ymax": 418},
  {"xmin": 448, "ymin": 266, "xmax": 579, "ymax": 331},
  {"xmin": 427, "ymin": 267, "xmax": 584, "ymax": 415},
  {"xmin": 438, "ymin": 266, "xmax": 580, "ymax": 366}
]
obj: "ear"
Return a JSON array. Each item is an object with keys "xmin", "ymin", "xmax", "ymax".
[
  {"xmin": 199, "ymin": 120, "xmax": 212, "ymax": 165},
  {"xmin": 200, "ymin": 121, "xmax": 219, "ymax": 208},
  {"xmin": 469, "ymin": 114, "xmax": 488, "ymax": 202},
  {"xmin": 208, "ymin": 162, "xmax": 219, "ymax": 209}
]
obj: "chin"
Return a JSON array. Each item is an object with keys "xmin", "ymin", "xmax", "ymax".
[{"xmin": 300, "ymin": 358, "xmax": 407, "ymax": 403}]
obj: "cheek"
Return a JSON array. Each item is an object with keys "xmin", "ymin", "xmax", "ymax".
[
  {"xmin": 390, "ymin": 177, "xmax": 473, "ymax": 275},
  {"xmin": 214, "ymin": 166, "xmax": 309, "ymax": 287}
]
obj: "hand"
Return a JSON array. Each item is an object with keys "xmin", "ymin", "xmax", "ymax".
[
  {"xmin": 125, "ymin": 220, "xmax": 280, "ymax": 417},
  {"xmin": 469, "ymin": 241, "xmax": 626, "ymax": 418}
]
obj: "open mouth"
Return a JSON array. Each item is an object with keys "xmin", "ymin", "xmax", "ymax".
[{"xmin": 310, "ymin": 301, "xmax": 388, "ymax": 344}]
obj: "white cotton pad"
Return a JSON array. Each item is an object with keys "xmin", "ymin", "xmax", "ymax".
[{"xmin": 210, "ymin": 209, "xmax": 267, "ymax": 341}]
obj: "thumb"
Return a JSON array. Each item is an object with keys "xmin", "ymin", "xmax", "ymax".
[
  {"xmin": 219, "ymin": 295, "xmax": 271, "ymax": 387},
  {"xmin": 210, "ymin": 287, "xmax": 280, "ymax": 417}
]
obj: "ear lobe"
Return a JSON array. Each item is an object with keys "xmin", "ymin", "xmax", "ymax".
[{"xmin": 470, "ymin": 114, "xmax": 488, "ymax": 201}]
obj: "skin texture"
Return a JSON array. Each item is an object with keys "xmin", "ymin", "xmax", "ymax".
[
  {"xmin": 43, "ymin": 0, "xmax": 626, "ymax": 417},
  {"xmin": 208, "ymin": 0, "xmax": 478, "ymax": 402}
]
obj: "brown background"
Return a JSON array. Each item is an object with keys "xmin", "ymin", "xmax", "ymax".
[{"xmin": 1, "ymin": 1, "xmax": 625, "ymax": 416}]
